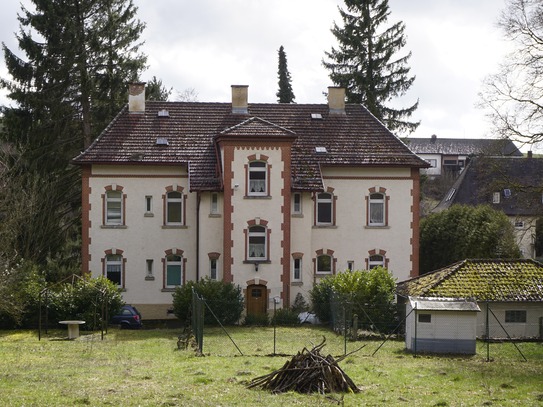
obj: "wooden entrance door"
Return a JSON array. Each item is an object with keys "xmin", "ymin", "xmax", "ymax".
[{"xmin": 246, "ymin": 284, "xmax": 267, "ymax": 316}]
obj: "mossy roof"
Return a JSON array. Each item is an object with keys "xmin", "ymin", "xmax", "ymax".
[{"xmin": 397, "ymin": 259, "xmax": 543, "ymax": 302}]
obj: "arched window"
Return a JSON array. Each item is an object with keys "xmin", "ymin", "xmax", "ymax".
[
  {"xmin": 166, "ymin": 191, "xmax": 183, "ymax": 225},
  {"xmin": 248, "ymin": 161, "xmax": 267, "ymax": 195},
  {"xmin": 316, "ymin": 192, "xmax": 333, "ymax": 225},
  {"xmin": 316, "ymin": 254, "xmax": 332, "ymax": 274},
  {"xmin": 105, "ymin": 254, "xmax": 123, "ymax": 286},
  {"xmin": 165, "ymin": 254, "xmax": 183, "ymax": 287},
  {"xmin": 368, "ymin": 192, "xmax": 385, "ymax": 226},
  {"xmin": 105, "ymin": 190, "xmax": 123, "ymax": 225},
  {"xmin": 248, "ymin": 225, "xmax": 267, "ymax": 260}
]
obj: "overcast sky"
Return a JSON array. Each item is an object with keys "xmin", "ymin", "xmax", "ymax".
[{"xmin": 0, "ymin": 0, "xmax": 511, "ymax": 144}]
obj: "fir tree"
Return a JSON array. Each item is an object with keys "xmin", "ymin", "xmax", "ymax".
[
  {"xmin": 323, "ymin": 0, "xmax": 419, "ymax": 134},
  {"xmin": 276, "ymin": 46, "xmax": 295, "ymax": 103},
  {"xmin": 0, "ymin": 0, "xmax": 146, "ymax": 265}
]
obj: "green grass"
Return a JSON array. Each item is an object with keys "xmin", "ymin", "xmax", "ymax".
[{"xmin": 0, "ymin": 326, "xmax": 542, "ymax": 406}]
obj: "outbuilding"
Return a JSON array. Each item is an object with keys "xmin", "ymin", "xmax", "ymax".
[{"xmin": 405, "ymin": 296, "xmax": 480, "ymax": 354}]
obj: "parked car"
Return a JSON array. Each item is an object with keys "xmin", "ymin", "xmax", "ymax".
[{"xmin": 111, "ymin": 305, "xmax": 142, "ymax": 329}]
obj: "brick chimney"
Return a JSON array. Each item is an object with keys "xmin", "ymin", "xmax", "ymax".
[
  {"xmin": 328, "ymin": 86, "xmax": 346, "ymax": 114},
  {"xmin": 129, "ymin": 82, "xmax": 146, "ymax": 113},
  {"xmin": 231, "ymin": 85, "xmax": 248, "ymax": 114}
]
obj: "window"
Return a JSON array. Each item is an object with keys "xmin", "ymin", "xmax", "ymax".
[
  {"xmin": 248, "ymin": 161, "xmax": 267, "ymax": 195},
  {"xmin": 505, "ymin": 310, "xmax": 526, "ymax": 323},
  {"xmin": 493, "ymin": 192, "xmax": 500, "ymax": 204},
  {"xmin": 210, "ymin": 258, "xmax": 217, "ymax": 280},
  {"xmin": 210, "ymin": 193, "xmax": 219, "ymax": 214},
  {"xmin": 248, "ymin": 225, "xmax": 266, "ymax": 260},
  {"xmin": 369, "ymin": 193, "xmax": 385, "ymax": 226},
  {"xmin": 347, "ymin": 261, "xmax": 354, "ymax": 271},
  {"xmin": 105, "ymin": 190, "xmax": 123, "ymax": 225},
  {"xmin": 106, "ymin": 254, "xmax": 122, "ymax": 286},
  {"xmin": 165, "ymin": 254, "xmax": 183, "ymax": 287},
  {"xmin": 293, "ymin": 193, "xmax": 302, "ymax": 214},
  {"xmin": 514, "ymin": 221, "xmax": 524, "ymax": 229},
  {"xmin": 316, "ymin": 192, "xmax": 333, "ymax": 225},
  {"xmin": 145, "ymin": 196, "xmax": 153, "ymax": 213},
  {"xmin": 427, "ymin": 159, "xmax": 437, "ymax": 168},
  {"xmin": 316, "ymin": 254, "xmax": 332, "ymax": 274},
  {"xmin": 418, "ymin": 314, "xmax": 432, "ymax": 323},
  {"xmin": 166, "ymin": 191, "xmax": 183, "ymax": 225},
  {"xmin": 293, "ymin": 258, "xmax": 302, "ymax": 281},
  {"xmin": 368, "ymin": 254, "xmax": 385, "ymax": 269},
  {"xmin": 146, "ymin": 259, "xmax": 153, "ymax": 277}
]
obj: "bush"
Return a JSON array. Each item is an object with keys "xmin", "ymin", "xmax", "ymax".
[
  {"xmin": 271, "ymin": 308, "xmax": 300, "ymax": 326},
  {"xmin": 172, "ymin": 278, "xmax": 244, "ymax": 325},
  {"xmin": 46, "ymin": 275, "xmax": 123, "ymax": 330},
  {"xmin": 242, "ymin": 313, "xmax": 269, "ymax": 326},
  {"xmin": 290, "ymin": 293, "xmax": 309, "ymax": 314},
  {"xmin": 309, "ymin": 268, "xmax": 397, "ymax": 333}
]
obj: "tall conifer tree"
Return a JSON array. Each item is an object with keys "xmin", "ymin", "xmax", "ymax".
[
  {"xmin": 276, "ymin": 45, "xmax": 295, "ymax": 103},
  {"xmin": 0, "ymin": 0, "xmax": 146, "ymax": 265},
  {"xmin": 323, "ymin": 0, "xmax": 419, "ymax": 134}
]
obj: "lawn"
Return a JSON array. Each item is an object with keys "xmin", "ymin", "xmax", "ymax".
[{"xmin": 0, "ymin": 325, "xmax": 542, "ymax": 406}]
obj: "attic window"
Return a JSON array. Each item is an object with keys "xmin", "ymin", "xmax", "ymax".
[
  {"xmin": 156, "ymin": 137, "xmax": 169, "ymax": 146},
  {"xmin": 157, "ymin": 109, "xmax": 170, "ymax": 117},
  {"xmin": 503, "ymin": 189, "xmax": 512, "ymax": 198},
  {"xmin": 315, "ymin": 146, "xmax": 328, "ymax": 154},
  {"xmin": 311, "ymin": 113, "xmax": 323, "ymax": 120}
]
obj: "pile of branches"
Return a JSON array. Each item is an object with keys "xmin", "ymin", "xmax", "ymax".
[{"xmin": 247, "ymin": 337, "xmax": 361, "ymax": 394}]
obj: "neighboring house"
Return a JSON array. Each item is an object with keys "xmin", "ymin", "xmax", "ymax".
[
  {"xmin": 434, "ymin": 155, "xmax": 543, "ymax": 259},
  {"xmin": 405, "ymin": 297, "xmax": 480, "ymax": 354},
  {"xmin": 406, "ymin": 135, "xmax": 522, "ymax": 177},
  {"xmin": 72, "ymin": 83, "xmax": 428, "ymax": 320},
  {"xmin": 397, "ymin": 259, "xmax": 543, "ymax": 340}
]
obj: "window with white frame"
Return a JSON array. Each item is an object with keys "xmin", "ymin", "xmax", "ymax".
[
  {"xmin": 105, "ymin": 190, "xmax": 123, "ymax": 225},
  {"xmin": 368, "ymin": 254, "xmax": 385, "ymax": 269},
  {"xmin": 210, "ymin": 258, "xmax": 217, "ymax": 280},
  {"xmin": 418, "ymin": 314, "xmax": 432, "ymax": 323},
  {"xmin": 248, "ymin": 225, "xmax": 267, "ymax": 260},
  {"xmin": 427, "ymin": 159, "xmax": 437, "ymax": 168},
  {"xmin": 165, "ymin": 254, "xmax": 183, "ymax": 287},
  {"xmin": 316, "ymin": 192, "xmax": 333, "ymax": 225},
  {"xmin": 210, "ymin": 193, "xmax": 219, "ymax": 214},
  {"xmin": 293, "ymin": 258, "xmax": 302, "ymax": 281},
  {"xmin": 493, "ymin": 192, "xmax": 500, "ymax": 204},
  {"xmin": 368, "ymin": 193, "xmax": 385, "ymax": 226},
  {"xmin": 106, "ymin": 254, "xmax": 122, "ymax": 286},
  {"xmin": 293, "ymin": 192, "xmax": 302, "ymax": 214},
  {"xmin": 166, "ymin": 191, "xmax": 183, "ymax": 225},
  {"xmin": 316, "ymin": 254, "xmax": 332, "ymax": 274},
  {"xmin": 248, "ymin": 161, "xmax": 267, "ymax": 195}
]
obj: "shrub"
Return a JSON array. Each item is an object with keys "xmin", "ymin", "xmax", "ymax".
[
  {"xmin": 271, "ymin": 308, "xmax": 300, "ymax": 326},
  {"xmin": 172, "ymin": 278, "xmax": 244, "ymax": 325},
  {"xmin": 309, "ymin": 268, "xmax": 397, "ymax": 333},
  {"xmin": 290, "ymin": 293, "xmax": 309, "ymax": 314},
  {"xmin": 242, "ymin": 313, "xmax": 269, "ymax": 326}
]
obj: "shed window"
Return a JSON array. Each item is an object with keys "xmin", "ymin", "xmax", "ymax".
[
  {"xmin": 418, "ymin": 313, "xmax": 432, "ymax": 323},
  {"xmin": 505, "ymin": 310, "xmax": 526, "ymax": 323}
]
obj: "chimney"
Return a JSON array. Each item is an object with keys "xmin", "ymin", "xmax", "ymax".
[
  {"xmin": 231, "ymin": 85, "xmax": 248, "ymax": 114},
  {"xmin": 328, "ymin": 86, "xmax": 346, "ymax": 114},
  {"xmin": 528, "ymin": 150, "xmax": 533, "ymax": 159},
  {"xmin": 129, "ymin": 82, "xmax": 146, "ymax": 113},
  {"xmin": 431, "ymin": 134, "xmax": 437, "ymax": 143}
]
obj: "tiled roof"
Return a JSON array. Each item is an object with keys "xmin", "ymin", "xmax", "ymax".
[
  {"xmin": 73, "ymin": 101, "xmax": 428, "ymax": 191},
  {"xmin": 435, "ymin": 156, "xmax": 543, "ymax": 215},
  {"xmin": 397, "ymin": 259, "xmax": 543, "ymax": 302},
  {"xmin": 406, "ymin": 137, "xmax": 522, "ymax": 156}
]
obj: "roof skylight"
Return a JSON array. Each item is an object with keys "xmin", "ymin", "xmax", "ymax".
[
  {"xmin": 156, "ymin": 137, "xmax": 169, "ymax": 146},
  {"xmin": 315, "ymin": 146, "xmax": 328, "ymax": 153},
  {"xmin": 311, "ymin": 113, "xmax": 323, "ymax": 120}
]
